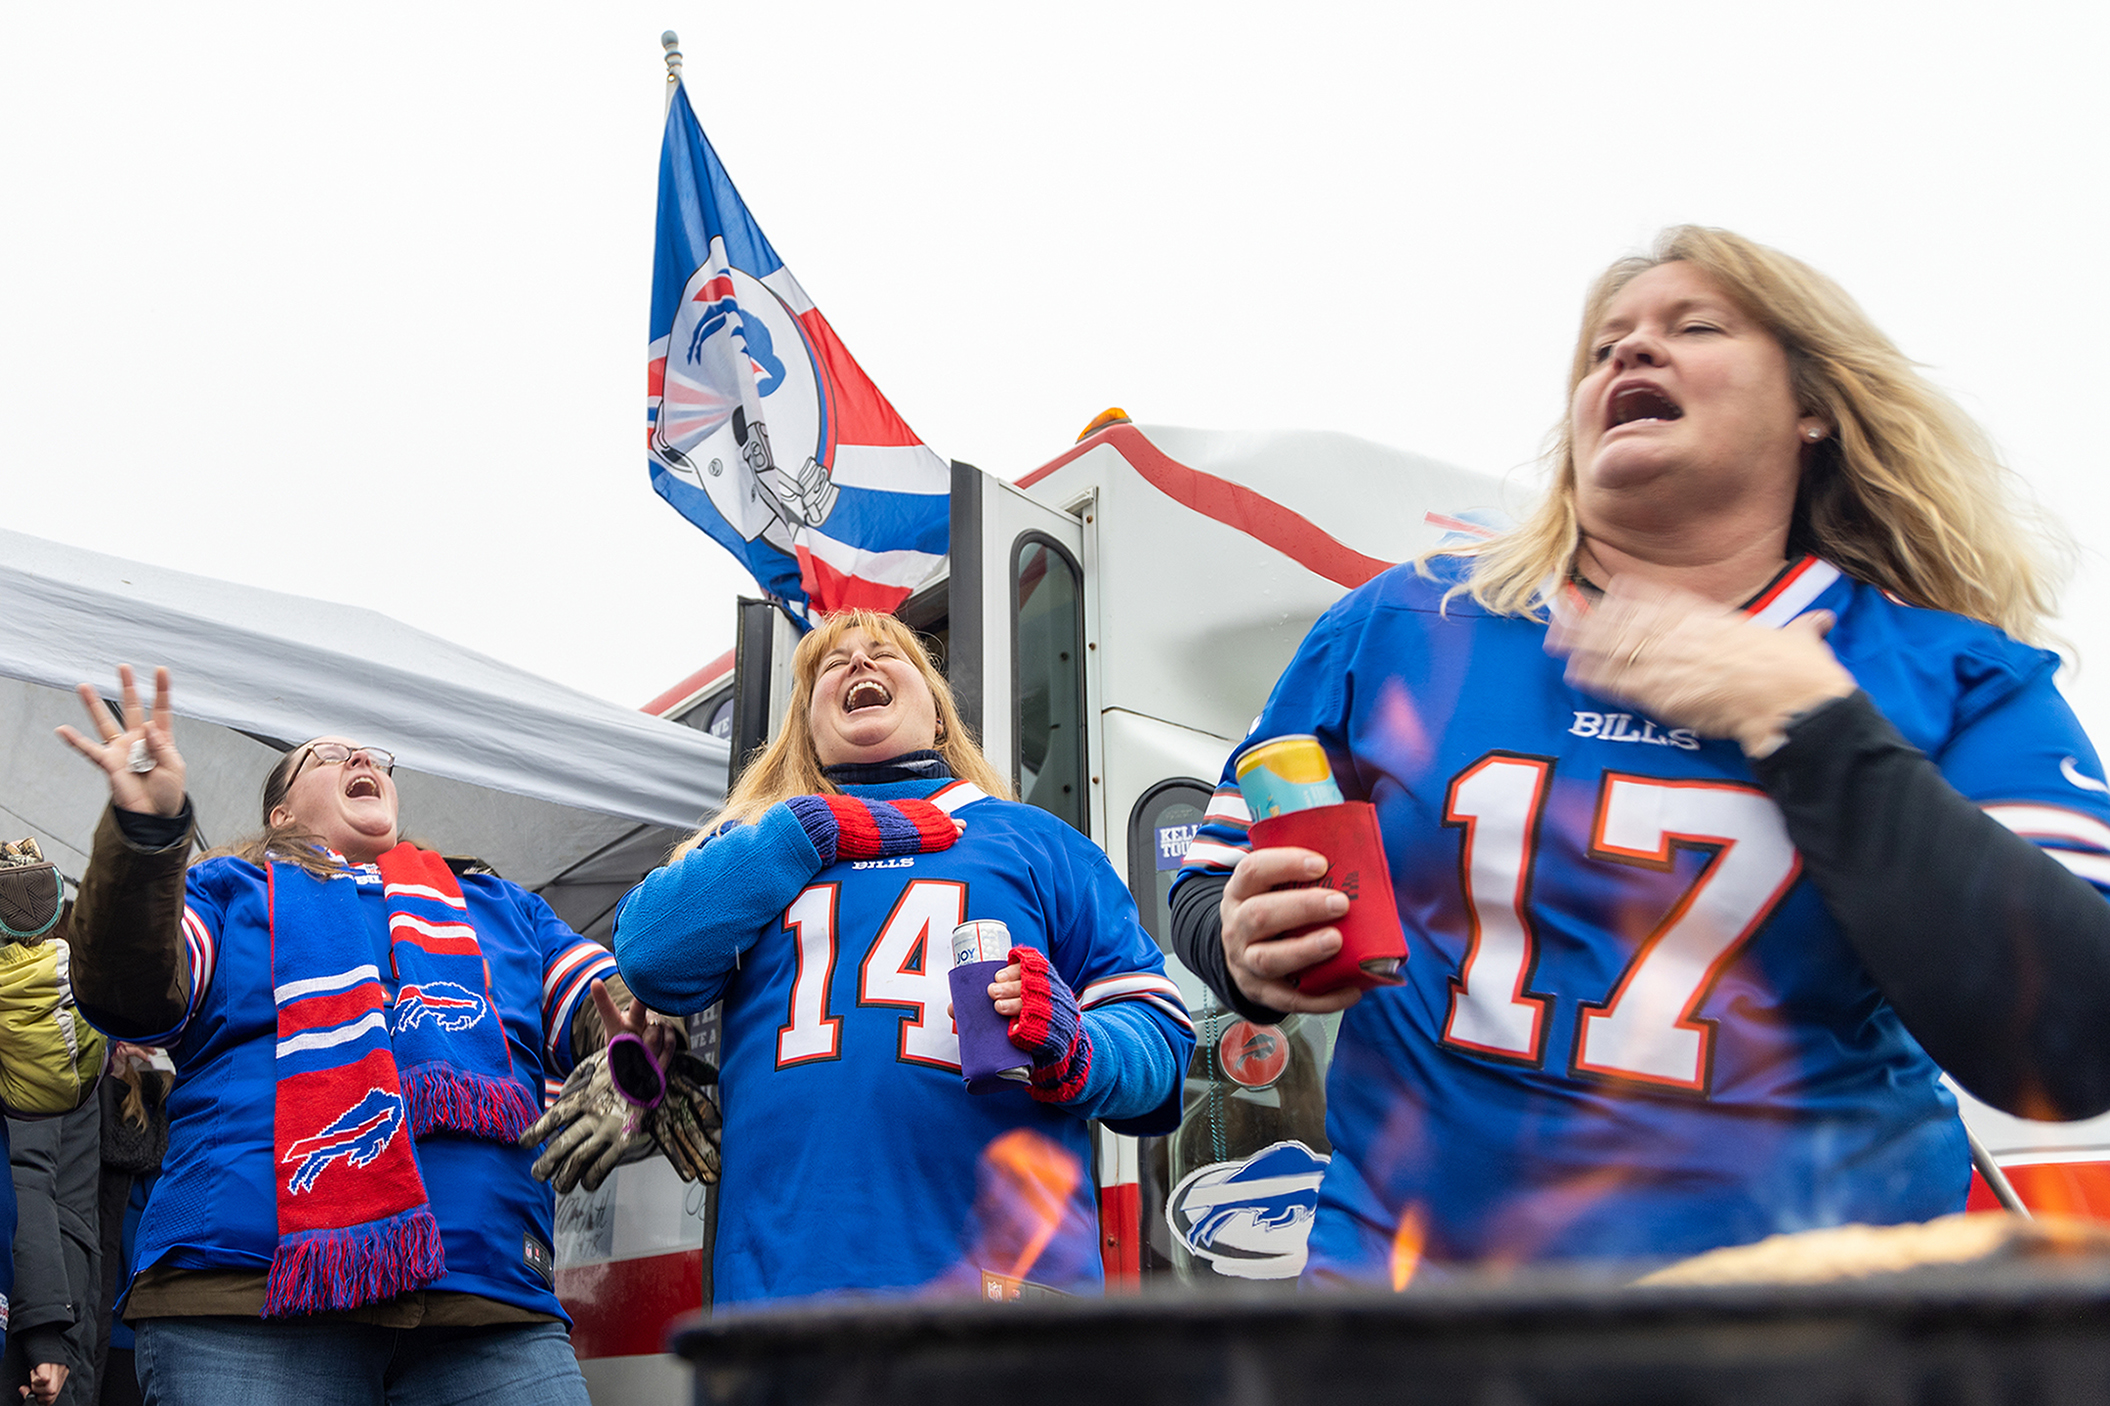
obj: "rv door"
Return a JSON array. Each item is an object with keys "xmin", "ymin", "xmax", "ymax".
[{"xmin": 947, "ymin": 462, "xmax": 1094, "ymax": 838}]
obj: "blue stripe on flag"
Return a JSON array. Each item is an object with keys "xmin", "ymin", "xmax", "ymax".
[
  {"xmin": 813, "ymin": 485, "xmax": 954, "ymax": 557},
  {"xmin": 650, "ymin": 86, "xmax": 786, "ymax": 342}
]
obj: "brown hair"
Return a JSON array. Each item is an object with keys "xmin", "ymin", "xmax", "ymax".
[
  {"xmin": 680, "ymin": 610, "xmax": 1011, "ymax": 856},
  {"xmin": 1434, "ymin": 225, "xmax": 2066, "ymax": 643}
]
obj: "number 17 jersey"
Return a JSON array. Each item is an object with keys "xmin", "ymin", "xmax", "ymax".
[{"xmin": 1175, "ymin": 557, "xmax": 2110, "ymax": 1277}]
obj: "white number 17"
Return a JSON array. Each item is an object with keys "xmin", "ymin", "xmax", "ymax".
[{"xmin": 1441, "ymin": 754, "xmax": 1800, "ymax": 1093}]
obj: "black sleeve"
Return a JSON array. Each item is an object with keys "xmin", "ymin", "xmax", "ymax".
[
  {"xmin": 1169, "ymin": 873, "xmax": 1289, "ymax": 1024},
  {"xmin": 1751, "ymin": 690, "xmax": 2110, "ymax": 1120}
]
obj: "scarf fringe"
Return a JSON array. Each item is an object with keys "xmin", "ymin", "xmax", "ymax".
[
  {"xmin": 401, "ymin": 1063, "xmax": 538, "ymax": 1141},
  {"xmin": 263, "ymin": 1205, "xmax": 444, "ymax": 1318}
]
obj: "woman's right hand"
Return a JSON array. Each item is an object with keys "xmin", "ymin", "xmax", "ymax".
[
  {"xmin": 1220, "ymin": 846, "xmax": 1363, "ymax": 1015},
  {"xmin": 55, "ymin": 666, "xmax": 187, "ymax": 817}
]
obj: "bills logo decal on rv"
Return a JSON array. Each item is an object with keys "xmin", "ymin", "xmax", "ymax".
[{"xmin": 1165, "ymin": 1140, "xmax": 1330, "ymax": 1280}]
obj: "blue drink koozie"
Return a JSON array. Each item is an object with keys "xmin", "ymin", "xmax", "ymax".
[
  {"xmin": 950, "ymin": 919, "xmax": 1030, "ymax": 1094},
  {"xmin": 950, "ymin": 960, "xmax": 1028, "ymax": 1093}
]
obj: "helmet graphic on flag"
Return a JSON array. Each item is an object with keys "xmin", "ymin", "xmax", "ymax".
[{"xmin": 651, "ymin": 258, "xmax": 839, "ymax": 555}]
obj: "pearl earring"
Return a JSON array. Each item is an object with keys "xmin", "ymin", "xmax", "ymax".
[{"xmin": 1805, "ymin": 427, "xmax": 1825, "ymax": 442}]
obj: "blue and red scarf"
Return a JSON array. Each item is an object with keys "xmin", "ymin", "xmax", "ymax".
[{"xmin": 264, "ymin": 844, "xmax": 539, "ymax": 1317}]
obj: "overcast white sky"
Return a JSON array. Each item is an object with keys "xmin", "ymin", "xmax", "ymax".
[{"xmin": 4, "ymin": 3, "xmax": 2107, "ymax": 737}]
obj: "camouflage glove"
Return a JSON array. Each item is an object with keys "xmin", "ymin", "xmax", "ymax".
[
  {"xmin": 647, "ymin": 1049, "xmax": 722, "ymax": 1185},
  {"xmin": 520, "ymin": 1043, "xmax": 648, "ymax": 1194}
]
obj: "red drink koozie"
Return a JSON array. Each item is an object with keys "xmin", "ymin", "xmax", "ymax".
[{"xmin": 1247, "ymin": 800, "xmax": 1408, "ymax": 994}]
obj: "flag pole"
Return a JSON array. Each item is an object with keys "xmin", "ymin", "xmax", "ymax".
[{"xmin": 662, "ymin": 31, "xmax": 683, "ymax": 114}]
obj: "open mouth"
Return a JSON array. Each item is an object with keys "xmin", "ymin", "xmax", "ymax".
[
  {"xmin": 346, "ymin": 775, "xmax": 382, "ymax": 800},
  {"xmin": 843, "ymin": 679, "xmax": 893, "ymax": 714},
  {"xmin": 1609, "ymin": 383, "xmax": 1683, "ymax": 428}
]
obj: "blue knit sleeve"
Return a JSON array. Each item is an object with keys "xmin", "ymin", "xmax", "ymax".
[
  {"xmin": 1055, "ymin": 1000, "xmax": 1189, "ymax": 1132},
  {"xmin": 612, "ymin": 806, "xmax": 826, "ymax": 1015}
]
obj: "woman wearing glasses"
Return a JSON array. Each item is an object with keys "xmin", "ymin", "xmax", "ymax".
[{"xmin": 56, "ymin": 666, "xmax": 639, "ymax": 1406}]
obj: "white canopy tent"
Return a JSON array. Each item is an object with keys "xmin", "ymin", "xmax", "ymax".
[{"xmin": 0, "ymin": 527, "xmax": 729, "ymax": 941}]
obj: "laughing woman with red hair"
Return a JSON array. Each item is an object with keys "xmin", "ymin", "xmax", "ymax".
[{"xmin": 615, "ymin": 610, "xmax": 1193, "ymax": 1307}]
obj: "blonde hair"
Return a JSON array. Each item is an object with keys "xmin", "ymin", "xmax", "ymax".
[
  {"xmin": 1438, "ymin": 225, "xmax": 2064, "ymax": 643},
  {"xmin": 680, "ymin": 610, "xmax": 1012, "ymax": 856}
]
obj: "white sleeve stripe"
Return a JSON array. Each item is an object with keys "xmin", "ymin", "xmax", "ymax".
[
  {"xmin": 543, "ymin": 949, "xmax": 618, "ymax": 1057},
  {"xmin": 1079, "ymin": 975, "xmax": 1193, "ymax": 1030},
  {"xmin": 543, "ymin": 944, "xmax": 615, "ymax": 1012},
  {"xmin": 1984, "ymin": 803, "xmax": 2110, "ymax": 854},
  {"xmin": 1079, "ymin": 973, "xmax": 1184, "ymax": 1004},
  {"xmin": 1180, "ymin": 839, "xmax": 1251, "ymax": 872},
  {"xmin": 181, "ymin": 906, "xmax": 217, "ymax": 1009},
  {"xmin": 1204, "ymin": 788, "xmax": 1252, "ymax": 825},
  {"xmin": 540, "ymin": 943, "xmax": 605, "ymax": 1005},
  {"xmin": 2049, "ymin": 850, "xmax": 2110, "ymax": 887}
]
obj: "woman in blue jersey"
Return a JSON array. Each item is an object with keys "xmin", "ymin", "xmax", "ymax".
[
  {"xmin": 615, "ymin": 610, "xmax": 1193, "ymax": 1307},
  {"xmin": 56, "ymin": 666, "xmax": 669, "ymax": 1406},
  {"xmin": 1172, "ymin": 225, "xmax": 2110, "ymax": 1279}
]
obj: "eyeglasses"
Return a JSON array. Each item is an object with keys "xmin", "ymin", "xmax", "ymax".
[{"xmin": 287, "ymin": 743, "xmax": 397, "ymax": 788}]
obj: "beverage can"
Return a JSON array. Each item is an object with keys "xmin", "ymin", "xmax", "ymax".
[
  {"xmin": 1235, "ymin": 735, "xmax": 1344, "ymax": 819},
  {"xmin": 952, "ymin": 919, "xmax": 1013, "ymax": 967}
]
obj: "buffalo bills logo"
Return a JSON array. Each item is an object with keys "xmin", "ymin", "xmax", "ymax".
[
  {"xmin": 1165, "ymin": 1141, "xmax": 1330, "ymax": 1280},
  {"xmin": 392, "ymin": 981, "xmax": 487, "ymax": 1035},
  {"xmin": 282, "ymin": 1088, "xmax": 405, "ymax": 1194},
  {"xmin": 648, "ymin": 255, "xmax": 836, "ymax": 549}
]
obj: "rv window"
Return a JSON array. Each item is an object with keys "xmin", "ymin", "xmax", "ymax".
[
  {"xmin": 672, "ymin": 686, "xmax": 737, "ymax": 741},
  {"xmin": 1012, "ymin": 533, "xmax": 1086, "ymax": 834},
  {"xmin": 1125, "ymin": 780, "xmax": 1214, "ymax": 952}
]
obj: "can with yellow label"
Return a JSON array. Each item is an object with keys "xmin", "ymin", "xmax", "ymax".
[{"xmin": 1234, "ymin": 735, "xmax": 1344, "ymax": 819}]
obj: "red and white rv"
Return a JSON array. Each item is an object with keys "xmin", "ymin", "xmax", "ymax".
[{"xmin": 557, "ymin": 416, "xmax": 2110, "ymax": 1401}]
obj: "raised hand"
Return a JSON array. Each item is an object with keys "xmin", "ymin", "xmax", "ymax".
[{"xmin": 55, "ymin": 666, "xmax": 187, "ymax": 816}]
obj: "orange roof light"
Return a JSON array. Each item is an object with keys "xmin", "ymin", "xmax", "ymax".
[{"xmin": 1076, "ymin": 407, "xmax": 1132, "ymax": 442}]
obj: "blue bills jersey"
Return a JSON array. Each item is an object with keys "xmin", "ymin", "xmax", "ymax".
[
  {"xmin": 704, "ymin": 782, "xmax": 1189, "ymax": 1308},
  {"xmin": 1174, "ymin": 556, "xmax": 2110, "ymax": 1277}
]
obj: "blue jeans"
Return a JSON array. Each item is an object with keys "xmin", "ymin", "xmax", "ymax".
[{"xmin": 133, "ymin": 1317, "xmax": 589, "ymax": 1406}]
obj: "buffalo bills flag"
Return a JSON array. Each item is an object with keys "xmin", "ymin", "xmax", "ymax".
[{"xmin": 646, "ymin": 83, "xmax": 949, "ymax": 622}]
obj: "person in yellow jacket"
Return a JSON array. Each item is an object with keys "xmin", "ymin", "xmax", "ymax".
[{"xmin": 0, "ymin": 838, "xmax": 109, "ymax": 1390}]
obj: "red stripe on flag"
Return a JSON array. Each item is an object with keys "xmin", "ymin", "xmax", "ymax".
[
  {"xmin": 796, "ymin": 309, "xmax": 927, "ymax": 449},
  {"xmin": 692, "ymin": 275, "xmax": 736, "ymax": 304},
  {"xmin": 795, "ymin": 548, "xmax": 915, "ymax": 616},
  {"xmin": 647, "ymin": 355, "xmax": 666, "ymax": 400}
]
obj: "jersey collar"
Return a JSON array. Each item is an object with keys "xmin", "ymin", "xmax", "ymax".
[{"xmin": 1543, "ymin": 555, "xmax": 1841, "ymax": 631}]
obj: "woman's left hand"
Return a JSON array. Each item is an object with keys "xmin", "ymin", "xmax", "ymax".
[
  {"xmin": 987, "ymin": 963, "xmax": 1023, "ymax": 1018},
  {"xmin": 1546, "ymin": 577, "xmax": 1856, "ymax": 757}
]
